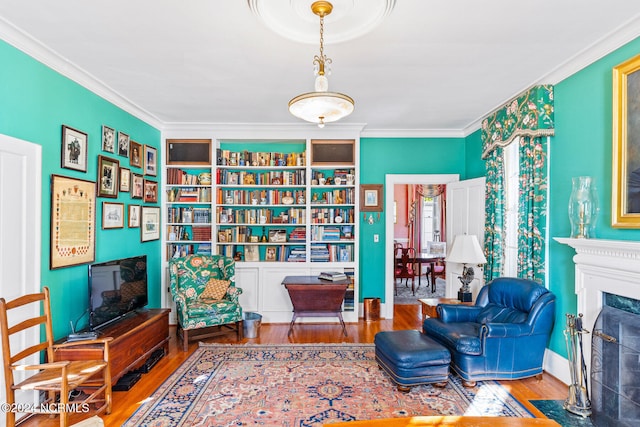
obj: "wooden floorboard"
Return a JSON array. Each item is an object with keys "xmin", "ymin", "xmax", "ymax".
[{"xmin": 16, "ymin": 304, "xmax": 568, "ymax": 426}]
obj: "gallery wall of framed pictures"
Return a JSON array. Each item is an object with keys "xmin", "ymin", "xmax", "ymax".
[{"xmin": 54, "ymin": 122, "xmax": 161, "ymax": 255}]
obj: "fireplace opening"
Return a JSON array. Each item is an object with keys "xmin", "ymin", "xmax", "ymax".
[{"xmin": 591, "ymin": 294, "xmax": 640, "ymax": 427}]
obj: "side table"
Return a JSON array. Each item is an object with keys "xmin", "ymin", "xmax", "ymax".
[{"xmin": 419, "ymin": 298, "xmax": 473, "ymax": 320}]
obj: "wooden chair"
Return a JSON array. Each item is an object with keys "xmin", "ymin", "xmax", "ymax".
[
  {"xmin": 0, "ymin": 287, "xmax": 112, "ymax": 427},
  {"xmin": 394, "ymin": 247, "xmax": 418, "ymax": 295}
]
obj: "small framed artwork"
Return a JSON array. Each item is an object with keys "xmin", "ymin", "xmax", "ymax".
[
  {"xmin": 360, "ymin": 184, "xmax": 383, "ymax": 212},
  {"xmin": 245, "ymin": 245, "xmax": 259, "ymax": 261},
  {"xmin": 61, "ymin": 125, "xmax": 88, "ymax": 172},
  {"xmin": 119, "ymin": 167, "xmax": 130, "ymax": 192},
  {"xmin": 613, "ymin": 53, "xmax": 640, "ymax": 227},
  {"xmin": 141, "ymin": 206, "xmax": 161, "ymax": 242},
  {"xmin": 102, "ymin": 125, "xmax": 115, "ymax": 153},
  {"xmin": 97, "ymin": 155, "xmax": 119, "ymax": 198},
  {"xmin": 143, "ymin": 179, "xmax": 158, "ymax": 203},
  {"xmin": 128, "ymin": 204, "xmax": 140, "ymax": 228},
  {"xmin": 131, "ymin": 173, "xmax": 144, "ymax": 199},
  {"xmin": 117, "ymin": 131, "xmax": 129, "ymax": 157},
  {"xmin": 265, "ymin": 246, "xmax": 277, "ymax": 262},
  {"xmin": 102, "ymin": 202, "xmax": 124, "ymax": 229},
  {"xmin": 129, "ymin": 140, "xmax": 142, "ymax": 168},
  {"xmin": 144, "ymin": 145, "xmax": 157, "ymax": 176}
]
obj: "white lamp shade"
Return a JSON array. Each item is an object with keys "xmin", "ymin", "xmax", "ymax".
[{"xmin": 445, "ymin": 234, "xmax": 487, "ymax": 265}]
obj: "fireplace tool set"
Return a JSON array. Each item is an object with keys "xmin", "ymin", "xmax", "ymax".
[{"xmin": 563, "ymin": 313, "xmax": 592, "ymax": 417}]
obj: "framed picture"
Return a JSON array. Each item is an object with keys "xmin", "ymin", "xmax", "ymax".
[
  {"xmin": 61, "ymin": 125, "xmax": 88, "ymax": 172},
  {"xmin": 50, "ymin": 175, "xmax": 96, "ymax": 269},
  {"xmin": 265, "ymin": 246, "xmax": 277, "ymax": 262},
  {"xmin": 128, "ymin": 204, "xmax": 140, "ymax": 228},
  {"xmin": 117, "ymin": 131, "xmax": 129, "ymax": 157},
  {"xmin": 129, "ymin": 140, "xmax": 142, "ymax": 168},
  {"xmin": 360, "ymin": 184, "xmax": 383, "ymax": 212},
  {"xmin": 144, "ymin": 144, "xmax": 157, "ymax": 176},
  {"xmin": 97, "ymin": 155, "xmax": 119, "ymax": 198},
  {"xmin": 268, "ymin": 229, "xmax": 287, "ymax": 243},
  {"xmin": 245, "ymin": 245, "xmax": 259, "ymax": 261},
  {"xmin": 131, "ymin": 173, "xmax": 144, "ymax": 199},
  {"xmin": 119, "ymin": 167, "xmax": 130, "ymax": 192},
  {"xmin": 426, "ymin": 241, "xmax": 447, "ymax": 257},
  {"xmin": 102, "ymin": 202, "xmax": 124, "ymax": 229},
  {"xmin": 613, "ymin": 53, "xmax": 640, "ymax": 227},
  {"xmin": 140, "ymin": 206, "xmax": 160, "ymax": 242},
  {"xmin": 102, "ymin": 125, "xmax": 115, "ymax": 153},
  {"xmin": 143, "ymin": 179, "xmax": 158, "ymax": 203}
]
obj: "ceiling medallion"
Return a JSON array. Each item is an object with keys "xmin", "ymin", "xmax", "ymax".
[{"xmin": 248, "ymin": 0, "xmax": 396, "ymax": 44}]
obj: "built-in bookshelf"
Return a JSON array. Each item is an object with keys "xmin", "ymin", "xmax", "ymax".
[
  {"xmin": 162, "ymin": 136, "xmax": 359, "ymax": 323},
  {"xmin": 165, "ymin": 165, "xmax": 213, "ymax": 260}
]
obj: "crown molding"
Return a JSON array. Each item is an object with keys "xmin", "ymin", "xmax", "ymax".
[
  {"xmin": 360, "ymin": 128, "xmax": 466, "ymax": 139},
  {"xmin": 0, "ymin": 17, "xmax": 163, "ymax": 130},
  {"xmin": 162, "ymin": 122, "xmax": 366, "ymax": 140}
]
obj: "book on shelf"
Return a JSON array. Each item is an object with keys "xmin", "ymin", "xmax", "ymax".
[{"xmin": 318, "ymin": 271, "xmax": 347, "ymax": 281}]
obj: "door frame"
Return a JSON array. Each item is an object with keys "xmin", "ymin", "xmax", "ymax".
[{"xmin": 383, "ymin": 174, "xmax": 459, "ymax": 319}]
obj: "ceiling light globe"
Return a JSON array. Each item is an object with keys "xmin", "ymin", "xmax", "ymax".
[{"xmin": 315, "ymin": 75, "xmax": 329, "ymax": 92}]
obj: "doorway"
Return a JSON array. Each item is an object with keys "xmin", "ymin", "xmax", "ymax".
[{"xmin": 383, "ymin": 174, "xmax": 460, "ymax": 319}]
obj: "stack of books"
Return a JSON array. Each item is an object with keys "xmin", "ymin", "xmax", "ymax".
[{"xmin": 318, "ymin": 271, "xmax": 347, "ymax": 281}]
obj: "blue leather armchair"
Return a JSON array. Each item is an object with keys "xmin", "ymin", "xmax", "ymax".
[{"xmin": 422, "ymin": 277, "xmax": 555, "ymax": 385}]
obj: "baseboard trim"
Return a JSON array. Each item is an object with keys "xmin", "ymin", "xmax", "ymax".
[{"xmin": 543, "ymin": 348, "xmax": 570, "ymax": 385}]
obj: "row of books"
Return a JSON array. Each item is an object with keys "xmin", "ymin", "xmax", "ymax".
[
  {"xmin": 311, "ymin": 188, "xmax": 356, "ymax": 205},
  {"xmin": 310, "ymin": 207, "xmax": 354, "ymax": 224},
  {"xmin": 217, "ymin": 207, "xmax": 306, "ymax": 225},
  {"xmin": 167, "ymin": 168, "xmax": 204, "ymax": 185},
  {"xmin": 217, "ymin": 169, "xmax": 306, "ymax": 186},
  {"xmin": 166, "ymin": 242, "xmax": 212, "ymax": 260},
  {"xmin": 217, "ymin": 189, "xmax": 306, "ymax": 206},
  {"xmin": 310, "ymin": 244, "xmax": 354, "ymax": 262},
  {"xmin": 217, "ymin": 149, "xmax": 306, "ymax": 167},
  {"xmin": 310, "ymin": 225, "xmax": 354, "ymax": 241},
  {"xmin": 311, "ymin": 169, "xmax": 355, "ymax": 181},
  {"xmin": 167, "ymin": 207, "xmax": 211, "ymax": 224},
  {"xmin": 167, "ymin": 187, "xmax": 211, "ymax": 203}
]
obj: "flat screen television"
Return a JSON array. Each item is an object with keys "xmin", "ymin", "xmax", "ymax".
[{"xmin": 88, "ymin": 255, "xmax": 148, "ymax": 330}]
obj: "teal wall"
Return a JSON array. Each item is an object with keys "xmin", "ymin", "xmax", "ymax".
[
  {"xmin": 547, "ymin": 36, "xmax": 640, "ymax": 356},
  {"xmin": 0, "ymin": 40, "xmax": 161, "ymax": 339},
  {"xmin": 464, "ymin": 129, "xmax": 485, "ymax": 179},
  {"xmin": 359, "ymin": 137, "xmax": 468, "ymax": 301}
]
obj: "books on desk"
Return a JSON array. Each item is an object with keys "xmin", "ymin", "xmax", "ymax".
[{"xmin": 318, "ymin": 271, "xmax": 347, "ymax": 281}]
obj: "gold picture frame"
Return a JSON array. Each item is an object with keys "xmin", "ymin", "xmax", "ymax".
[
  {"xmin": 613, "ymin": 53, "xmax": 640, "ymax": 227},
  {"xmin": 50, "ymin": 175, "xmax": 96, "ymax": 269},
  {"xmin": 360, "ymin": 184, "xmax": 383, "ymax": 212}
]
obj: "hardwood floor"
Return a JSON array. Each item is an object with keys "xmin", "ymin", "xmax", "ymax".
[{"xmin": 17, "ymin": 304, "xmax": 567, "ymax": 426}]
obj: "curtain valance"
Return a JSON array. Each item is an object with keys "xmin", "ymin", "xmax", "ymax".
[{"xmin": 481, "ymin": 85, "xmax": 554, "ymax": 159}]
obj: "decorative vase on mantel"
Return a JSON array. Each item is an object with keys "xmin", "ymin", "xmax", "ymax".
[{"xmin": 568, "ymin": 176, "xmax": 599, "ymax": 239}]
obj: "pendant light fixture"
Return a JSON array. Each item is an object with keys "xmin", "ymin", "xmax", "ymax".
[{"xmin": 288, "ymin": 1, "xmax": 355, "ymax": 128}]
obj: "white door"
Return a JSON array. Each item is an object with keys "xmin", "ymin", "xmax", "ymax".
[
  {"xmin": 445, "ymin": 177, "xmax": 486, "ymax": 299},
  {"xmin": 0, "ymin": 133, "xmax": 42, "ymax": 425}
]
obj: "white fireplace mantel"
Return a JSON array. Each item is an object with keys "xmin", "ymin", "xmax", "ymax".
[{"xmin": 554, "ymin": 237, "xmax": 640, "ymax": 376}]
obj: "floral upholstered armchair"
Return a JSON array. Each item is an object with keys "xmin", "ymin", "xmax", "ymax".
[{"xmin": 169, "ymin": 254, "xmax": 243, "ymax": 351}]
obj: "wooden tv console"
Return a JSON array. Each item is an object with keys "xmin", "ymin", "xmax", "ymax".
[{"xmin": 56, "ymin": 309, "xmax": 170, "ymax": 384}]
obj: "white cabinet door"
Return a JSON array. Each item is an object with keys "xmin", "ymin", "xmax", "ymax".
[
  {"xmin": 445, "ymin": 177, "xmax": 486, "ymax": 299},
  {"xmin": 236, "ymin": 266, "xmax": 260, "ymax": 312}
]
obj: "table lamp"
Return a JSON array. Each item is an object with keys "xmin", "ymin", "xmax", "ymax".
[{"xmin": 445, "ymin": 234, "xmax": 487, "ymax": 302}]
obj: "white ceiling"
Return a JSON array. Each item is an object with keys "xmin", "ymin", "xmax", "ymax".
[{"xmin": 2, "ymin": 0, "xmax": 640, "ymax": 136}]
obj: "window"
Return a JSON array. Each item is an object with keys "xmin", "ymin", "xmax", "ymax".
[{"xmin": 503, "ymin": 140, "xmax": 519, "ymax": 276}]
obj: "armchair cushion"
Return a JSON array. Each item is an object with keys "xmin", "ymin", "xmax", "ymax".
[{"xmin": 201, "ymin": 278, "xmax": 230, "ymax": 302}]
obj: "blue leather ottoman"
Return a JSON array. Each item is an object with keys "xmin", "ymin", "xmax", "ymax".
[{"xmin": 374, "ymin": 330, "xmax": 451, "ymax": 392}]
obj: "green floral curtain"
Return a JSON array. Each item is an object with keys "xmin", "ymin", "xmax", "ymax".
[
  {"xmin": 517, "ymin": 136, "xmax": 547, "ymax": 283},
  {"xmin": 481, "ymin": 85, "xmax": 554, "ymax": 284},
  {"xmin": 483, "ymin": 147, "xmax": 505, "ymax": 283}
]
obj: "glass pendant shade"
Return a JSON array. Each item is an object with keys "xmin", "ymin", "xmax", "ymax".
[
  {"xmin": 288, "ymin": 1, "xmax": 354, "ymax": 127},
  {"xmin": 568, "ymin": 176, "xmax": 599, "ymax": 238}
]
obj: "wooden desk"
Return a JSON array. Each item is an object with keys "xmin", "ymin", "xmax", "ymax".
[
  {"xmin": 281, "ymin": 276, "xmax": 350, "ymax": 337},
  {"xmin": 331, "ymin": 415, "xmax": 560, "ymax": 427},
  {"xmin": 419, "ymin": 298, "xmax": 473, "ymax": 320}
]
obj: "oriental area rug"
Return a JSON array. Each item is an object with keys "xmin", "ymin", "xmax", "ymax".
[{"xmin": 123, "ymin": 343, "xmax": 533, "ymax": 427}]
